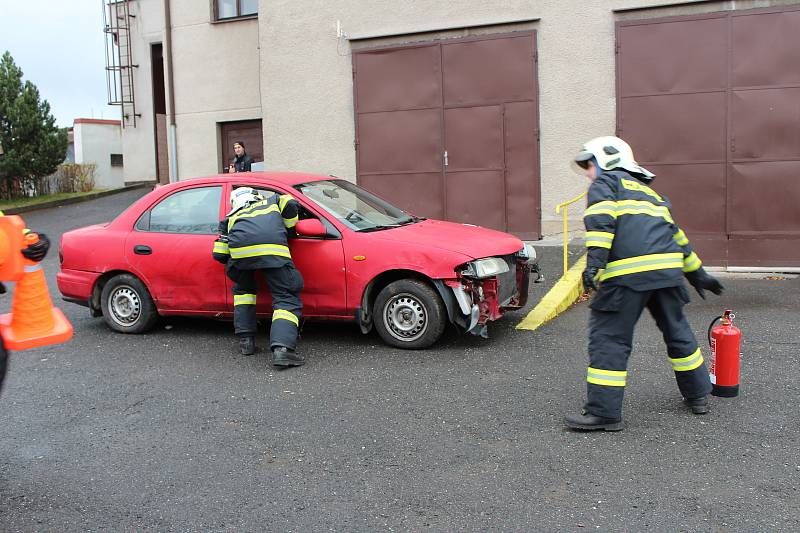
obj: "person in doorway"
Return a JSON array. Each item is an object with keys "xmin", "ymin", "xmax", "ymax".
[
  {"xmin": 212, "ymin": 187, "xmax": 304, "ymax": 368},
  {"xmin": 228, "ymin": 141, "xmax": 253, "ymax": 173},
  {"xmin": 565, "ymin": 136, "xmax": 724, "ymax": 431},
  {"xmin": 0, "ymin": 211, "xmax": 50, "ymax": 395}
]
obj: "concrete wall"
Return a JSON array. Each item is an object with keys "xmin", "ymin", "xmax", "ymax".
[
  {"xmin": 121, "ymin": 0, "xmax": 800, "ymax": 236},
  {"xmin": 121, "ymin": 0, "xmax": 164, "ymax": 184},
  {"xmin": 73, "ymin": 119, "xmax": 124, "ymax": 189},
  {"xmin": 258, "ymin": 0, "xmax": 800, "ymax": 235}
]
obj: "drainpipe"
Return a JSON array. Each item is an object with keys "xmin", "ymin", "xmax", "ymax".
[{"xmin": 164, "ymin": 0, "xmax": 178, "ymax": 182}]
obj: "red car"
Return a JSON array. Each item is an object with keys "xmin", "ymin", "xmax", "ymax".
[{"xmin": 57, "ymin": 173, "xmax": 540, "ymax": 348}]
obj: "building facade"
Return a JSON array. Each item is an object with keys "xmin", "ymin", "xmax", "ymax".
[
  {"xmin": 110, "ymin": 0, "xmax": 800, "ymax": 267},
  {"xmin": 73, "ymin": 119, "xmax": 124, "ymax": 189}
]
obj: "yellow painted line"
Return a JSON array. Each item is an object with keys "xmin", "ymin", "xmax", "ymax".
[{"xmin": 516, "ymin": 254, "xmax": 587, "ymax": 331}]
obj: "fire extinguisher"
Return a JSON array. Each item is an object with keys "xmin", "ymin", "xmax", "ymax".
[{"xmin": 707, "ymin": 309, "xmax": 741, "ymax": 397}]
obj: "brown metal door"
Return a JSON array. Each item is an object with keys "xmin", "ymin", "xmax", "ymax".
[
  {"xmin": 728, "ymin": 8, "xmax": 800, "ymax": 266},
  {"xmin": 617, "ymin": 6, "xmax": 800, "ymax": 267},
  {"xmin": 353, "ymin": 32, "xmax": 541, "ymax": 239}
]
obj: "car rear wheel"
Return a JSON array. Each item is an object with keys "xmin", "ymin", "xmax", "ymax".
[
  {"xmin": 100, "ymin": 274, "xmax": 159, "ymax": 334},
  {"xmin": 373, "ymin": 279, "xmax": 446, "ymax": 349}
]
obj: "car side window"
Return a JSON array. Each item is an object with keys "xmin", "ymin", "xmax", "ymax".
[
  {"xmin": 144, "ymin": 186, "xmax": 222, "ymax": 234},
  {"xmin": 248, "ymin": 186, "xmax": 314, "ymax": 221}
]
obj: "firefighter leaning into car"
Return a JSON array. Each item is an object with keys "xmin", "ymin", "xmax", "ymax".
[
  {"xmin": 564, "ymin": 136, "xmax": 724, "ymax": 431},
  {"xmin": 211, "ymin": 187, "xmax": 305, "ymax": 368},
  {"xmin": 0, "ymin": 211, "xmax": 50, "ymax": 395}
]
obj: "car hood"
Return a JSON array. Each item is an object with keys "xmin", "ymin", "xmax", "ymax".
[{"xmin": 368, "ymin": 219, "xmax": 524, "ymax": 260}]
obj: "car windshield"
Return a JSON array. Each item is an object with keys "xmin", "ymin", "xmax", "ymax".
[{"xmin": 295, "ymin": 179, "xmax": 421, "ymax": 231}]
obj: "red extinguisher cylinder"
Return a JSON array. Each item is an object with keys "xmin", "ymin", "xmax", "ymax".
[{"xmin": 708, "ymin": 310, "xmax": 741, "ymax": 397}]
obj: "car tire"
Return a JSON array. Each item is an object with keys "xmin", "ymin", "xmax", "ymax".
[
  {"xmin": 100, "ymin": 274, "xmax": 159, "ymax": 334},
  {"xmin": 373, "ymin": 279, "xmax": 446, "ymax": 349}
]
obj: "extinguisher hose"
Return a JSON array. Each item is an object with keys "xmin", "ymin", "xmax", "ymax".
[{"xmin": 707, "ymin": 316, "xmax": 723, "ymax": 347}]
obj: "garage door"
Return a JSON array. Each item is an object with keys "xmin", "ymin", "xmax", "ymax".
[
  {"xmin": 617, "ymin": 6, "xmax": 800, "ymax": 267},
  {"xmin": 353, "ymin": 32, "xmax": 541, "ymax": 239}
]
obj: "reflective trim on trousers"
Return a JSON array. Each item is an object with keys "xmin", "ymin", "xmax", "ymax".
[
  {"xmin": 670, "ymin": 348, "xmax": 704, "ymax": 372},
  {"xmin": 272, "ymin": 308, "xmax": 299, "ymax": 326},
  {"xmin": 233, "ymin": 293, "xmax": 257, "ymax": 306},
  {"xmin": 587, "ymin": 367, "xmax": 627, "ymax": 387}
]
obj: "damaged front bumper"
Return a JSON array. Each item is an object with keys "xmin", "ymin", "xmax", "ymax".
[{"xmin": 438, "ymin": 247, "xmax": 543, "ymax": 337}]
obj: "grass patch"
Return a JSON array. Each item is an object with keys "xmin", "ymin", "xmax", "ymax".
[{"xmin": 0, "ymin": 190, "xmax": 107, "ymax": 210}]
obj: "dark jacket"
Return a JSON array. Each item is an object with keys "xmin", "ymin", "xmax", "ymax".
[
  {"xmin": 583, "ymin": 170, "xmax": 702, "ymax": 291},
  {"xmin": 230, "ymin": 154, "xmax": 253, "ymax": 172},
  {"xmin": 212, "ymin": 193, "xmax": 299, "ymax": 269}
]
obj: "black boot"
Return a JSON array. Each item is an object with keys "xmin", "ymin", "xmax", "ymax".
[
  {"xmin": 565, "ymin": 408, "xmax": 624, "ymax": 431},
  {"xmin": 239, "ymin": 336, "xmax": 255, "ymax": 356},
  {"xmin": 684, "ymin": 396, "xmax": 709, "ymax": 415},
  {"xmin": 272, "ymin": 346, "xmax": 305, "ymax": 368}
]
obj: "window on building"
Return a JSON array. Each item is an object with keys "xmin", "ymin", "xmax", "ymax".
[
  {"xmin": 216, "ymin": 0, "xmax": 257, "ymax": 20},
  {"xmin": 110, "ymin": 153, "xmax": 124, "ymax": 167}
]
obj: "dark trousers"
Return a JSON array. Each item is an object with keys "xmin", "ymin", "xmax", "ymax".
[
  {"xmin": 586, "ymin": 285, "xmax": 712, "ymax": 419},
  {"xmin": 226, "ymin": 263, "xmax": 304, "ymax": 350}
]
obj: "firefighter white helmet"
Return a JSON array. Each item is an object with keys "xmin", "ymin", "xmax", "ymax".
[
  {"xmin": 228, "ymin": 187, "xmax": 261, "ymax": 216},
  {"xmin": 573, "ymin": 136, "xmax": 655, "ymax": 179}
]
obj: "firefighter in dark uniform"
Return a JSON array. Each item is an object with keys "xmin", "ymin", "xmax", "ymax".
[
  {"xmin": 0, "ymin": 211, "xmax": 50, "ymax": 394},
  {"xmin": 212, "ymin": 187, "xmax": 305, "ymax": 368},
  {"xmin": 565, "ymin": 136, "xmax": 724, "ymax": 431}
]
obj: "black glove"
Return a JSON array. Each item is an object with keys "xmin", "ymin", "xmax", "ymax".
[
  {"xmin": 685, "ymin": 267, "xmax": 724, "ymax": 299},
  {"xmin": 0, "ymin": 282, "xmax": 5, "ymax": 295},
  {"xmin": 21, "ymin": 232, "xmax": 50, "ymax": 262},
  {"xmin": 582, "ymin": 266, "xmax": 599, "ymax": 292}
]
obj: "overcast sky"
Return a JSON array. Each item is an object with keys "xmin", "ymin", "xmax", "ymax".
[{"xmin": 1, "ymin": 1, "xmax": 116, "ymax": 128}]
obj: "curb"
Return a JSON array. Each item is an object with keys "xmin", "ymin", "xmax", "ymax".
[
  {"xmin": 516, "ymin": 254, "xmax": 587, "ymax": 331},
  {"xmin": 2, "ymin": 183, "xmax": 154, "ymax": 215}
]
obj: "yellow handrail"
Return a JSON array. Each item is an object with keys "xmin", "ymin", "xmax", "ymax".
[{"xmin": 555, "ymin": 191, "xmax": 587, "ymax": 276}]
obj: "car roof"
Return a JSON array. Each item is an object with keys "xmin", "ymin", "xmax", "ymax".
[{"xmin": 158, "ymin": 172, "xmax": 337, "ymax": 191}]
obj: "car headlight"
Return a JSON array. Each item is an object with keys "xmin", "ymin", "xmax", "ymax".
[
  {"xmin": 516, "ymin": 243, "xmax": 537, "ymax": 263},
  {"xmin": 460, "ymin": 257, "xmax": 510, "ymax": 279}
]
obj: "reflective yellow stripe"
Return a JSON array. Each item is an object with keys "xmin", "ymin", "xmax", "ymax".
[
  {"xmin": 283, "ymin": 215, "xmax": 298, "ymax": 228},
  {"xmin": 584, "ymin": 200, "xmax": 673, "ymax": 223},
  {"xmin": 597, "ymin": 252, "xmax": 684, "ymax": 281},
  {"xmin": 620, "ymin": 179, "xmax": 663, "ymax": 202},
  {"xmin": 279, "ymin": 194, "xmax": 293, "ymax": 211},
  {"xmin": 229, "ymin": 243, "xmax": 292, "ymax": 259},
  {"xmin": 683, "ymin": 252, "xmax": 702, "ymax": 273},
  {"xmin": 228, "ymin": 202, "xmax": 281, "ymax": 231},
  {"xmin": 234, "ymin": 293, "xmax": 257, "ymax": 306},
  {"xmin": 272, "ymin": 309, "xmax": 299, "ymax": 326},
  {"xmin": 585, "ymin": 231, "xmax": 614, "ymax": 249},
  {"xmin": 615, "ymin": 200, "xmax": 674, "ymax": 223},
  {"xmin": 673, "ymin": 229, "xmax": 689, "ymax": 246},
  {"xmin": 670, "ymin": 348, "xmax": 704, "ymax": 372},
  {"xmin": 584, "ymin": 201, "xmax": 618, "ymax": 218},
  {"xmin": 213, "ymin": 241, "xmax": 229, "ymax": 254},
  {"xmin": 587, "ymin": 367, "xmax": 627, "ymax": 387}
]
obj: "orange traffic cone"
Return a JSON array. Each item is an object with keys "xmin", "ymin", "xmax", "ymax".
[
  {"xmin": 0, "ymin": 233, "xmax": 73, "ymax": 350},
  {"xmin": 0, "ymin": 216, "xmax": 25, "ymax": 281}
]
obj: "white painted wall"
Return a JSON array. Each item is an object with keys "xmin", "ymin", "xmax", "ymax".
[{"xmin": 73, "ymin": 120, "xmax": 124, "ymax": 189}]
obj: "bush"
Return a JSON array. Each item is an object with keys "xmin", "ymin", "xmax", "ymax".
[{"xmin": 56, "ymin": 163, "xmax": 96, "ymax": 193}]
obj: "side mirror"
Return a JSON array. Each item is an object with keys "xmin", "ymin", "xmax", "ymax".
[{"xmin": 295, "ymin": 218, "xmax": 327, "ymax": 237}]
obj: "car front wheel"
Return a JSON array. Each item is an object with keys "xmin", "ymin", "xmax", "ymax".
[
  {"xmin": 100, "ymin": 274, "xmax": 159, "ymax": 334},
  {"xmin": 373, "ymin": 279, "xmax": 446, "ymax": 349}
]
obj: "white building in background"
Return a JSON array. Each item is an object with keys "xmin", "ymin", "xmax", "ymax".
[{"xmin": 72, "ymin": 119, "xmax": 125, "ymax": 190}]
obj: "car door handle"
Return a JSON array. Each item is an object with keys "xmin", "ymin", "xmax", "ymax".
[{"xmin": 134, "ymin": 245, "xmax": 152, "ymax": 255}]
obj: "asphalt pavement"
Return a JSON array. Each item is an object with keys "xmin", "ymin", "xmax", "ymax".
[{"xmin": 0, "ymin": 189, "xmax": 798, "ymax": 531}]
